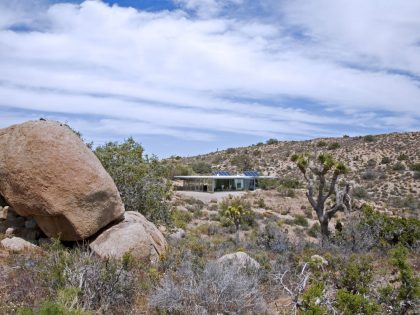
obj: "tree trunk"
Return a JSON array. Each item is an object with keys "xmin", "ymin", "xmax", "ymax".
[{"xmin": 320, "ymin": 218, "xmax": 330, "ymax": 238}]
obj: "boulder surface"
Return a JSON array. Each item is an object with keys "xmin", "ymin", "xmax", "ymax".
[
  {"xmin": 0, "ymin": 120, "xmax": 125, "ymax": 240},
  {"xmin": 217, "ymin": 251, "xmax": 260, "ymax": 270},
  {"xmin": 1, "ymin": 237, "xmax": 41, "ymax": 252},
  {"xmin": 90, "ymin": 211, "xmax": 167, "ymax": 263}
]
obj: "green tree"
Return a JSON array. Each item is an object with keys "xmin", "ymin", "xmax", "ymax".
[
  {"xmin": 95, "ymin": 138, "xmax": 172, "ymax": 225},
  {"xmin": 291, "ymin": 153, "xmax": 351, "ymax": 239}
]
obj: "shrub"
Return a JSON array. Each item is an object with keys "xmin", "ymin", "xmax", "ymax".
[
  {"xmin": 352, "ymin": 186, "xmax": 369, "ymax": 199},
  {"xmin": 363, "ymin": 135, "xmax": 375, "ymax": 142},
  {"xmin": 316, "ymin": 141, "xmax": 327, "ymax": 147},
  {"xmin": 392, "ymin": 162, "xmax": 405, "ymax": 171},
  {"xmin": 231, "ymin": 154, "xmax": 253, "ymax": 171},
  {"xmin": 361, "ymin": 169, "xmax": 376, "ymax": 180},
  {"xmin": 381, "ymin": 156, "xmax": 391, "ymax": 164},
  {"xmin": 410, "ymin": 162, "xmax": 420, "ymax": 172},
  {"xmin": 293, "ymin": 215, "xmax": 309, "ymax": 227},
  {"xmin": 150, "ymin": 260, "xmax": 267, "ymax": 314},
  {"xmin": 379, "ymin": 246, "xmax": 420, "ymax": 314},
  {"xmin": 300, "ymin": 281, "xmax": 328, "ymax": 314},
  {"xmin": 327, "ymin": 142, "xmax": 340, "ymax": 150},
  {"xmin": 397, "ymin": 153, "xmax": 409, "ymax": 161},
  {"xmin": 257, "ymin": 222, "xmax": 290, "ymax": 253},
  {"xmin": 226, "ymin": 148, "xmax": 236, "ymax": 154},
  {"xmin": 266, "ymin": 138, "xmax": 278, "ymax": 145},
  {"xmin": 219, "ymin": 197, "xmax": 255, "ymax": 229},
  {"xmin": 171, "ymin": 209, "xmax": 193, "ymax": 229},
  {"xmin": 191, "ymin": 161, "xmax": 212, "ymax": 174},
  {"xmin": 279, "ymin": 178, "xmax": 301, "ymax": 189},
  {"xmin": 308, "ymin": 223, "xmax": 321, "ymax": 238},
  {"xmin": 336, "ymin": 289, "xmax": 381, "ymax": 315},
  {"xmin": 95, "ymin": 138, "xmax": 172, "ymax": 225},
  {"xmin": 337, "ymin": 257, "xmax": 373, "ymax": 294}
]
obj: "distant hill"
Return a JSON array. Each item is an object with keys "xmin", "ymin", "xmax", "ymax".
[{"xmin": 177, "ymin": 132, "xmax": 420, "ymax": 217}]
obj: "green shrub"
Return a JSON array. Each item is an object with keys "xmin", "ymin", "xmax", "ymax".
[
  {"xmin": 410, "ymin": 162, "xmax": 420, "ymax": 172},
  {"xmin": 300, "ymin": 281, "xmax": 327, "ymax": 314},
  {"xmin": 266, "ymin": 138, "xmax": 278, "ymax": 145},
  {"xmin": 293, "ymin": 215, "xmax": 309, "ymax": 227},
  {"xmin": 363, "ymin": 135, "xmax": 375, "ymax": 142},
  {"xmin": 327, "ymin": 142, "xmax": 340, "ymax": 150},
  {"xmin": 308, "ymin": 223, "xmax": 320, "ymax": 238},
  {"xmin": 191, "ymin": 161, "xmax": 212, "ymax": 174},
  {"xmin": 95, "ymin": 138, "xmax": 172, "ymax": 225},
  {"xmin": 279, "ymin": 178, "xmax": 301, "ymax": 189},
  {"xmin": 226, "ymin": 148, "xmax": 236, "ymax": 154},
  {"xmin": 397, "ymin": 153, "xmax": 409, "ymax": 161},
  {"xmin": 337, "ymin": 257, "xmax": 373, "ymax": 294},
  {"xmin": 219, "ymin": 197, "xmax": 255, "ymax": 230},
  {"xmin": 231, "ymin": 154, "xmax": 253, "ymax": 171},
  {"xmin": 392, "ymin": 162, "xmax": 405, "ymax": 171},
  {"xmin": 381, "ymin": 156, "xmax": 391, "ymax": 164},
  {"xmin": 362, "ymin": 204, "xmax": 420, "ymax": 247},
  {"xmin": 171, "ymin": 209, "xmax": 193, "ymax": 229},
  {"xmin": 316, "ymin": 141, "xmax": 327, "ymax": 147},
  {"xmin": 336, "ymin": 289, "xmax": 381, "ymax": 315}
]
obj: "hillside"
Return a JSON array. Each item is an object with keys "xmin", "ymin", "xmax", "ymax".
[{"xmin": 179, "ymin": 132, "xmax": 420, "ymax": 217}]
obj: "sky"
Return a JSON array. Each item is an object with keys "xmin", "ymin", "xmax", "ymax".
[{"xmin": 0, "ymin": 0, "xmax": 419, "ymax": 157}]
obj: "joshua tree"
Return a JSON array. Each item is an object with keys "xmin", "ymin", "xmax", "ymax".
[{"xmin": 291, "ymin": 152, "xmax": 351, "ymax": 238}]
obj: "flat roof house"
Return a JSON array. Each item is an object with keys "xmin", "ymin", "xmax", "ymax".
[{"xmin": 174, "ymin": 171, "xmax": 275, "ymax": 193}]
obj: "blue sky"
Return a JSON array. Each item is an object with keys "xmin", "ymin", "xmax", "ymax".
[{"xmin": 0, "ymin": 0, "xmax": 419, "ymax": 157}]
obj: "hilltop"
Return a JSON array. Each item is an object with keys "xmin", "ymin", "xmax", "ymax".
[{"xmin": 178, "ymin": 132, "xmax": 420, "ymax": 217}]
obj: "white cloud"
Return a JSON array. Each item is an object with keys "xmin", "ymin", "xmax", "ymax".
[{"xmin": 0, "ymin": 0, "xmax": 419, "ymax": 154}]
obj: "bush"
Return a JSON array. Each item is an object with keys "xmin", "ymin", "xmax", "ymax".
[
  {"xmin": 171, "ymin": 209, "xmax": 193, "ymax": 229},
  {"xmin": 336, "ymin": 289, "xmax": 381, "ymax": 315},
  {"xmin": 95, "ymin": 138, "xmax": 172, "ymax": 224},
  {"xmin": 226, "ymin": 148, "xmax": 236, "ymax": 154},
  {"xmin": 308, "ymin": 223, "xmax": 320, "ymax": 238},
  {"xmin": 258, "ymin": 222, "xmax": 291, "ymax": 253},
  {"xmin": 397, "ymin": 153, "xmax": 409, "ymax": 161},
  {"xmin": 231, "ymin": 154, "xmax": 253, "ymax": 171},
  {"xmin": 361, "ymin": 169, "xmax": 376, "ymax": 180},
  {"xmin": 150, "ymin": 260, "xmax": 267, "ymax": 314},
  {"xmin": 410, "ymin": 162, "xmax": 420, "ymax": 172},
  {"xmin": 279, "ymin": 178, "xmax": 301, "ymax": 189},
  {"xmin": 316, "ymin": 141, "xmax": 327, "ymax": 147},
  {"xmin": 392, "ymin": 162, "xmax": 405, "ymax": 171},
  {"xmin": 293, "ymin": 215, "xmax": 309, "ymax": 227},
  {"xmin": 379, "ymin": 246, "xmax": 420, "ymax": 314},
  {"xmin": 327, "ymin": 142, "xmax": 340, "ymax": 150},
  {"xmin": 191, "ymin": 161, "xmax": 212, "ymax": 174},
  {"xmin": 219, "ymin": 197, "xmax": 255, "ymax": 230},
  {"xmin": 266, "ymin": 138, "xmax": 278, "ymax": 145},
  {"xmin": 363, "ymin": 135, "xmax": 375, "ymax": 142},
  {"xmin": 352, "ymin": 186, "xmax": 369, "ymax": 199},
  {"xmin": 381, "ymin": 156, "xmax": 391, "ymax": 164}
]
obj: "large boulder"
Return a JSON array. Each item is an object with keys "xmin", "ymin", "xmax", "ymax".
[
  {"xmin": 90, "ymin": 211, "xmax": 167, "ymax": 264},
  {"xmin": 0, "ymin": 120, "xmax": 125, "ymax": 241}
]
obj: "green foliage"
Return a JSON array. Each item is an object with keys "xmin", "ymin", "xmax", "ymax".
[
  {"xmin": 231, "ymin": 154, "xmax": 253, "ymax": 171},
  {"xmin": 336, "ymin": 289, "xmax": 381, "ymax": 315},
  {"xmin": 397, "ymin": 153, "xmax": 409, "ymax": 161},
  {"xmin": 300, "ymin": 281, "xmax": 327, "ymax": 315},
  {"xmin": 381, "ymin": 156, "xmax": 391, "ymax": 164},
  {"xmin": 279, "ymin": 178, "xmax": 302, "ymax": 189},
  {"xmin": 226, "ymin": 148, "xmax": 236, "ymax": 154},
  {"xmin": 327, "ymin": 142, "xmax": 340, "ymax": 150},
  {"xmin": 362, "ymin": 204, "xmax": 420, "ymax": 247},
  {"xmin": 392, "ymin": 161, "xmax": 405, "ymax": 171},
  {"xmin": 95, "ymin": 137, "xmax": 172, "ymax": 224},
  {"xmin": 18, "ymin": 300, "xmax": 89, "ymax": 315},
  {"xmin": 219, "ymin": 197, "xmax": 255, "ymax": 230},
  {"xmin": 390, "ymin": 246, "xmax": 420, "ymax": 307},
  {"xmin": 191, "ymin": 161, "xmax": 212, "ymax": 174},
  {"xmin": 171, "ymin": 208, "xmax": 193, "ymax": 229},
  {"xmin": 308, "ymin": 223, "xmax": 320, "ymax": 238},
  {"xmin": 266, "ymin": 138, "xmax": 278, "ymax": 145},
  {"xmin": 410, "ymin": 162, "xmax": 420, "ymax": 172},
  {"xmin": 337, "ymin": 257, "xmax": 373, "ymax": 295},
  {"xmin": 316, "ymin": 141, "xmax": 327, "ymax": 147},
  {"xmin": 293, "ymin": 215, "xmax": 309, "ymax": 227},
  {"xmin": 363, "ymin": 135, "xmax": 375, "ymax": 142}
]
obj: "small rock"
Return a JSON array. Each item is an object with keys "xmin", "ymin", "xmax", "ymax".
[
  {"xmin": 169, "ymin": 228, "xmax": 185, "ymax": 240},
  {"xmin": 217, "ymin": 252, "xmax": 260, "ymax": 270},
  {"xmin": 1, "ymin": 237, "xmax": 41, "ymax": 252},
  {"xmin": 0, "ymin": 206, "xmax": 7, "ymax": 220},
  {"xmin": 5, "ymin": 227, "xmax": 15, "ymax": 237}
]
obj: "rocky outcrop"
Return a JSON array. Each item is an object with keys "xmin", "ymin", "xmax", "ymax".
[
  {"xmin": 1, "ymin": 237, "xmax": 41, "ymax": 252},
  {"xmin": 0, "ymin": 120, "xmax": 125, "ymax": 241},
  {"xmin": 217, "ymin": 251, "xmax": 260, "ymax": 270},
  {"xmin": 90, "ymin": 211, "xmax": 167, "ymax": 264}
]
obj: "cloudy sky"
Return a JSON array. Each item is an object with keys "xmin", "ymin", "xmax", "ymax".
[{"xmin": 1, "ymin": 0, "xmax": 419, "ymax": 157}]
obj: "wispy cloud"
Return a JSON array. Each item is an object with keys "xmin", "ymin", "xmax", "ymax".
[{"xmin": 0, "ymin": 0, "xmax": 419, "ymax": 156}]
